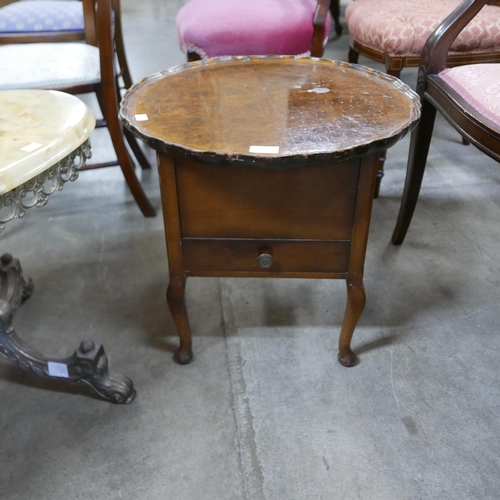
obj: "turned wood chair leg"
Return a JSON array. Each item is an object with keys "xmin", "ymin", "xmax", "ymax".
[
  {"xmin": 392, "ymin": 99, "xmax": 437, "ymax": 245},
  {"xmin": 167, "ymin": 278, "xmax": 193, "ymax": 365},
  {"xmin": 338, "ymin": 280, "xmax": 365, "ymax": 367}
]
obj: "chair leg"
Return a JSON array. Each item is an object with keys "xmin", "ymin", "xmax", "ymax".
[
  {"xmin": 462, "ymin": 137, "xmax": 471, "ymax": 146},
  {"xmin": 372, "ymin": 68, "xmax": 402, "ymax": 198},
  {"xmin": 187, "ymin": 52, "xmax": 202, "ymax": 62},
  {"xmin": 96, "ymin": 89, "xmax": 156, "ymax": 217},
  {"xmin": 124, "ymin": 127, "xmax": 153, "ymax": 170},
  {"xmin": 330, "ymin": 0, "xmax": 342, "ymax": 35},
  {"xmin": 391, "ymin": 99, "xmax": 437, "ymax": 245},
  {"xmin": 348, "ymin": 46, "xmax": 359, "ymax": 64},
  {"xmin": 373, "ymin": 151, "xmax": 386, "ymax": 199},
  {"xmin": 113, "ymin": 0, "xmax": 134, "ymax": 90},
  {"xmin": 113, "ymin": 79, "xmax": 152, "ymax": 171}
]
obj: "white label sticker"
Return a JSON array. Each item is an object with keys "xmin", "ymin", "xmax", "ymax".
[
  {"xmin": 249, "ymin": 145, "xmax": 279, "ymax": 154},
  {"xmin": 47, "ymin": 362, "xmax": 69, "ymax": 378},
  {"xmin": 135, "ymin": 114, "xmax": 149, "ymax": 121},
  {"xmin": 308, "ymin": 88, "xmax": 330, "ymax": 94},
  {"xmin": 21, "ymin": 143, "xmax": 42, "ymax": 152}
]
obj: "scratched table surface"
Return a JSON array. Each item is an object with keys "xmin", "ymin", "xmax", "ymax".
[{"xmin": 120, "ymin": 55, "xmax": 420, "ymax": 167}]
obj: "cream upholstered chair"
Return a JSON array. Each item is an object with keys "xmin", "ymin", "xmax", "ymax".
[
  {"xmin": 0, "ymin": 0, "xmax": 156, "ymax": 217},
  {"xmin": 346, "ymin": 0, "xmax": 500, "ymax": 78},
  {"xmin": 391, "ymin": 0, "xmax": 500, "ymax": 244},
  {"xmin": 176, "ymin": 0, "xmax": 332, "ymax": 61}
]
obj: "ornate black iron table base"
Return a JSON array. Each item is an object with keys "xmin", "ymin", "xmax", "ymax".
[
  {"xmin": 0, "ymin": 253, "xmax": 136, "ymax": 404},
  {"xmin": 0, "ymin": 140, "xmax": 135, "ymax": 404}
]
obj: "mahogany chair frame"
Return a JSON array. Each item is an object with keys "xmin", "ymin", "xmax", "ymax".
[
  {"xmin": 1, "ymin": 0, "xmax": 155, "ymax": 216},
  {"xmin": 391, "ymin": 0, "xmax": 500, "ymax": 245},
  {"xmin": 187, "ymin": 0, "xmax": 333, "ymax": 62}
]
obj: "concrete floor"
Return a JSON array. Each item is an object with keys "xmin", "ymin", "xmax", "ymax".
[{"xmin": 2, "ymin": 1, "xmax": 500, "ymax": 499}]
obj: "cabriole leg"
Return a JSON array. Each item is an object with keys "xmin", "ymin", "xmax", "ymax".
[
  {"xmin": 167, "ymin": 278, "xmax": 193, "ymax": 365},
  {"xmin": 338, "ymin": 281, "xmax": 366, "ymax": 367}
]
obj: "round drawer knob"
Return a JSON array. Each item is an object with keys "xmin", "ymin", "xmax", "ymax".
[{"xmin": 257, "ymin": 253, "xmax": 274, "ymax": 269}]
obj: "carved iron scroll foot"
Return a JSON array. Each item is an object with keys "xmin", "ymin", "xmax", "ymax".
[{"xmin": 0, "ymin": 301, "xmax": 135, "ymax": 404}]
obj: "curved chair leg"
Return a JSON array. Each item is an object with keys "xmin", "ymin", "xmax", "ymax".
[
  {"xmin": 114, "ymin": 79, "xmax": 152, "ymax": 171},
  {"xmin": 96, "ymin": 87, "xmax": 156, "ymax": 217},
  {"xmin": 124, "ymin": 127, "xmax": 153, "ymax": 170},
  {"xmin": 392, "ymin": 99, "xmax": 437, "ymax": 245},
  {"xmin": 338, "ymin": 280, "xmax": 365, "ymax": 367},
  {"xmin": 167, "ymin": 278, "xmax": 193, "ymax": 365}
]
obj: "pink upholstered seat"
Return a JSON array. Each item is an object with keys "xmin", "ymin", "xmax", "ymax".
[
  {"xmin": 439, "ymin": 64, "xmax": 500, "ymax": 128},
  {"xmin": 346, "ymin": 0, "xmax": 500, "ymax": 58},
  {"xmin": 176, "ymin": 0, "xmax": 331, "ymax": 60}
]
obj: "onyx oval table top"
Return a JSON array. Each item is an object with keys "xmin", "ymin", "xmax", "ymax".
[
  {"xmin": 120, "ymin": 55, "xmax": 420, "ymax": 168},
  {"xmin": 0, "ymin": 89, "xmax": 95, "ymax": 195}
]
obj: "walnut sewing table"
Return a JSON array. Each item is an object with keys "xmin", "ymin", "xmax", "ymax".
[
  {"xmin": 0, "ymin": 89, "xmax": 135, "ymax": 403},
  {"xmin": 121, "ymin": 56, "xmax": 420, "ymax": 367}
]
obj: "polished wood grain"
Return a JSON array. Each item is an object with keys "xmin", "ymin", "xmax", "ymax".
[
  {"xmin": 121, "ymin": 56, "xmax": 420, "ymax": 367},
  {"xmin": 121, "ymin": 57, "xmax": 419, "ymax": 167},
  {"xmin": 176, "ymin": 158, "xmax": 359, "ymax": 240}
]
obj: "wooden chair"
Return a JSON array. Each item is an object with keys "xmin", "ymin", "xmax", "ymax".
[
  {"xmin": 345, "ymin": 0, "xmax": 500, "ymax": 198},
  {"xmin": 176, "ymin": 0, "xmax": 332, "ymax": 61},
  {"xmin": 346, "ymin": 0, "xmax": 500, "ymax": 79},
  {"xmin": 0, "ymin": 0, "xmax": 156, "ymax": 217},
  {"xmin": 330, "ymin": 0, "xmax": 342, "ymax": 36},
  {"xmin": 391, "ymin": 0, "xmax": 500, "ymax": 245}
]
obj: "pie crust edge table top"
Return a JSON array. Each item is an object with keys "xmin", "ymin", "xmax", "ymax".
[{"xmin": 120, "ymin": 55, "xmax": 420, "ymax": 167}]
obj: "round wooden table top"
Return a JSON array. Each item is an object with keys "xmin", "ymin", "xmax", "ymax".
[{"xmin": 120, "ymin": 56, "xmax": 420, "ymax": 168}]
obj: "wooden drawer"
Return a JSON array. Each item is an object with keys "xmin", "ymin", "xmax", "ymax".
[
  {"xmin": 175, "ymin": 158, "xmax": 360, "ymax": 240},
  {"xmin": 182, "ymin": 238, "xmax": 350, "ymax": 275}
]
